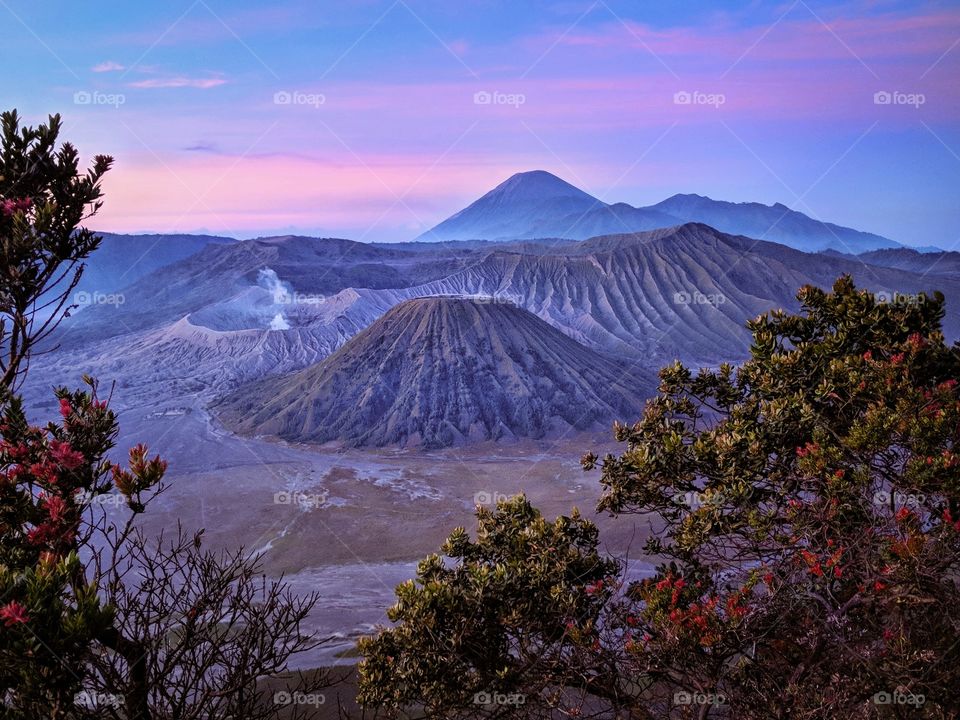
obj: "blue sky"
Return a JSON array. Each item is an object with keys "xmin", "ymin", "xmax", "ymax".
[{"xmin": 1, "ymin": 0, "xmax": 958, "ymax": 247}]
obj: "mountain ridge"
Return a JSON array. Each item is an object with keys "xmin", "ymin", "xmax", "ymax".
[{"xmin": 416, "ymin": 170, "xmax": 902, "ymax": 253}]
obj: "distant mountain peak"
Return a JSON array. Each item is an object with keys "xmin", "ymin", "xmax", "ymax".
[
  {"xmin": 416, "ymin": 170, "xmax": 605, "ymax": 242},
  {"xmin": 487, "ymin": 170, "xmax": 598, "ymax": 202},
  {"xmin": 417, "ymin": 172, "xmax": 901, "ymax": 252},
  {"xmin": 664, "ymin": 192, "xmax": 708, "ymax": 201}
]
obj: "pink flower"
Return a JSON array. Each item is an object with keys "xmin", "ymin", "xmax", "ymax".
[
  {"xmin": 0, "ymin": 601, "xmax": 29, "ymax": 627},
  {"xmin": 49, "ymin": 440, "xmax": 84, "ymax": 471},
  {"xmin": 0, "ymin": 197, "xmax": 32, "ymax": 216}
]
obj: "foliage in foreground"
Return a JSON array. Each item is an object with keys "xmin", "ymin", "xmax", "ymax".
[
  {"xmin": 0, "ymin": 109, "xmax": 328, "ymax": 719},
  {"xmin": 360, "ymin": 277, "xmax": 960, "ymax": 719}
]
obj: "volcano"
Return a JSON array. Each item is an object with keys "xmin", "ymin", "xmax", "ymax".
[{"xmin": 214, "ymin": 296, "xmax": 654, "ymax": 448}]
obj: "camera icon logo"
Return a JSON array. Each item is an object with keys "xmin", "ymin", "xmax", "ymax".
[{"xmin": 273, "ymin": 91, "xmax": 292, "ymax": 105}]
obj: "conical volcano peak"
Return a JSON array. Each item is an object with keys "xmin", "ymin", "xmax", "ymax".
[
  {"xmin": 484, "ymin": 170, "xmax": 599, "ymax": 202},
  {"xmin": 215, "ymin": 295, "xmax": 652, "ymax": 448}
]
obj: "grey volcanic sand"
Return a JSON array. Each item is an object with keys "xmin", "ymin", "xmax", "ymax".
[{"xmin": 83, "ymin": 398, "xmax": 658, "ymax": 668}]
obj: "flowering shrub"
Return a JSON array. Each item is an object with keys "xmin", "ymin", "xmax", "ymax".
[
  {"xmin": 589, "ymin": 276, "xmax": 960, "ymax": 716},
  {"xmin": 361, "ymin": 277, "xmax": 960, "ymax": 718},
  {"xmin": 0, "ymin": 382, "xmax": 165, "ymax": 715},
  {"xmin": 0, "ymin": 109, "xmax": 328, "ymax": 720}
]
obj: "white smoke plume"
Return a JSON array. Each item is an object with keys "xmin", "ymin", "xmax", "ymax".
[
  {"xmin": 258, "ymin": 267, "xmax": 292, "ymax": 330},
  {"xmin": 257, "ymin": 267, "xmax": 292, "ymax": 304},
  {"xmin": 268, "ymin": 312, "xmax": 291, "ymax": 331}
]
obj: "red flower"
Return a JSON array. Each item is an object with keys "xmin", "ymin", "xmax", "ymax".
[
  {"xmin": 43, "ymin": 494, "xmax": 68, "ymax": 523},
  {"xmin": 863, "ymin": 350, "xmax": 873, "ymax": 361},
  {"xmin": 874, "ymin": 581, "xmax": 886, "ymax": 591},
  {"xmin": 895, "ymin": 507, "xmax": 912, "ymax": 522},
  {"xmin": 49, "ymin": 440, "xmax": 84, "ymax": 471},
  {"xmin": 59, "ymin": 398, "xmax": 72, "ymax": 418},
  {"xmin": 585, "ymin": 580, "xmax": 603, "ymax": 595},
  {"xmin": 27, "ymin": 524, "xmax": 52, "ymax": 545},
  {"xmin": 0, "ymin": 601, "xmax": 29, "ymax": 627}
]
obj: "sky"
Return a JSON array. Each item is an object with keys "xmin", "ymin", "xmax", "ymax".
[{"xmin": 1, "ymin": 0, "xmax": 958, "ymax": 247}]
